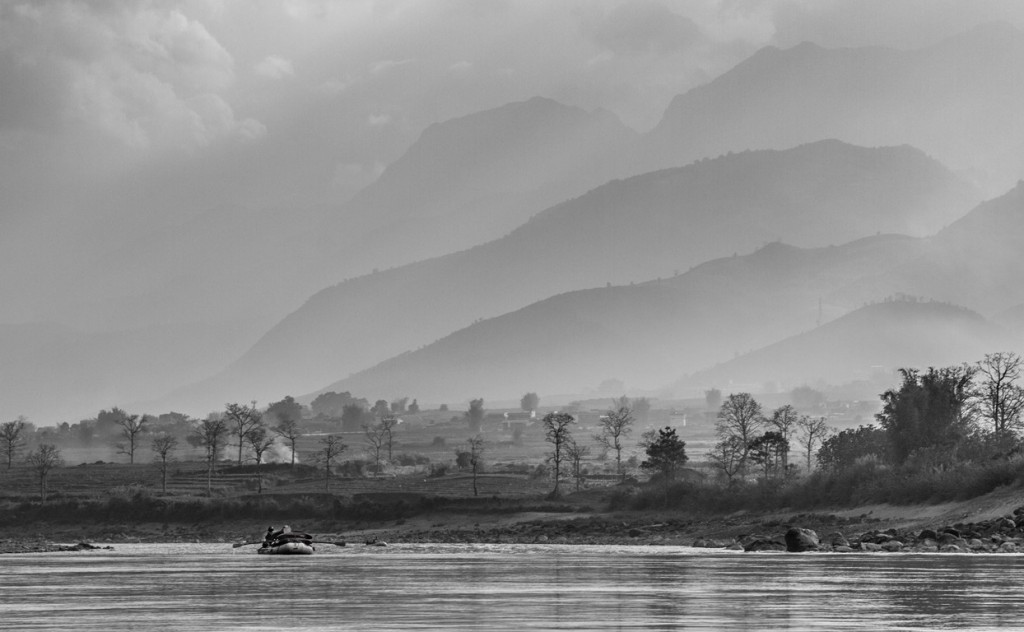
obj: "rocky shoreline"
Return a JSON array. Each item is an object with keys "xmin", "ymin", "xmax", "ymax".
[{"xmin": 7, "ymin": 505, "xmax": 1024, "ymax": 554}]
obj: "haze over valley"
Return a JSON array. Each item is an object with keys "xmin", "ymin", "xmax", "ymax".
[{"xmin": 3, "ymin": 2, "xmax": 1024, "ymax": 425}]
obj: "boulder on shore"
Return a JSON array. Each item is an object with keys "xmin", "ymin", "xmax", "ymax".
[{"xmin": 784, "ymin": 527, "xmax": 820, "ymax": 552}]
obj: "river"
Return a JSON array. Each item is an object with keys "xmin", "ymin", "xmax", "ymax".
[{"xmin": 1, "ymin": 543, "xmax": 1022, "ymax": 631}]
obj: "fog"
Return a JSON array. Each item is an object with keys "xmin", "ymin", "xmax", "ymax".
[{"xmin": 3, "ymin": 1, "xmax": 1024, "ymax": 425}]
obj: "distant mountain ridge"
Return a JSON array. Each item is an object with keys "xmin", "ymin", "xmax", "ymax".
[{"xmin": 168, "ymin": 140, "xmax": 978, "ymax": 411}]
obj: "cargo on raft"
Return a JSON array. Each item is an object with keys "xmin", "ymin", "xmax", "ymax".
[{"xmin": 233, "ymin": 525, "xmax": 345, "ymax": 554}]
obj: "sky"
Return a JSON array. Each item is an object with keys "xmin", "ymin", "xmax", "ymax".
[{"xmin": 1, "ymin": 0, "xmax": 1023, "ymax": 330}]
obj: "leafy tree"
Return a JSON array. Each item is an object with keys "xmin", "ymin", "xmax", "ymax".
[
  {"xmin": 439, "ymin": 404, "xmax": 449, "ymax": 412},
  {"xmin": 189, "ymin": 416, "xmax": 229, "ymax": 494},
  {"xmin": 704, "ymin": 388, "xmax": 722, "ymax": 411},
  {"xmin": 408, "ymin": 399, "xmax": 420, "ymax": 414},
  {"xmin": 26, "ymin": 444, "xmax": 63, "ymax": 501},
  {"xmin": 455, "ymin": 449, "xmax": 471, "ymax": 470},
  {"xmin": 795, "ymin": 415, "xmax": 831, "ymax": 472},
  {"xmin": 341, "ymin": 403, "xmax": 368, "ymax": 432},
  {"xmin": 223, "ymin": 402, "xmax": 262, "ymax": 466},
  {"xmin": 372, "ymin": 400, "xmax": 390, "ymax": 418},
  {"xmin": 565, "ymin": 438, "xmax": 590, "ymax": 492},
  {"xmin": 715, "ymin": 393, "xmax": 764, "ymax": 472},
  {"xmin": 272, "ymin": 418, "xmax": 303, "ymax": 467},
  {"xmin": 876, "ymin": 366, "xmax": 976, "ymax": 464},
  {"xmin": 816, "ymin": 425, "xmax": 888, "ymax": 471},
  {"xmin": 632, "ymin": 397, "xmax": 652, "ymax": 424},
  {"xmin": 748, "ymin": 431, "xmax": 789, "ymax": 482},
  {"xmin": 542, "ymin": 412, "xmax": 575, "ymax": 496},
  {"xmin": 640, "ymin": 426, "xmax": 688, "ymax": 486},
  {"xmin": 390, "ymin": 397, "xmax": 409, "ymax": 414},
  {"xmin": 310, "ymin": 391, "xmax": 364, "ymax": 418},
  {"xmin": 520, "ymin": 392, "xmax": 539, "ymax": 412},
  {"xmin": 595, "ymin": 397, "xmax": 634, "ymax": 481},
  {"xmin": 113, "ymin": 411, "xmax": 147, "ymax": 464},
  {"xmin": 245, "ymin": 427, "xmax": 276, "ymax": 494},
  {"xmin": 150, "ymin": 434, "xmax": 178, "ymax": 494},
  {"xmin": 977, "ymin": 352, "xmax": 1024, "ymax": 435},
  {"xmin": 363, "ymin": 422, "xmax": 388, "ymax": 474},
  {"xmin": 314, "ymin": 435, "xmax": 348, "ymax": 492},
  {"xmin": 267, "ymin": 396, "xmax": 303, "ymax": 425},
  {"xmin": 466, "ymin": 398, "xmax": 485, "ymax": 433},
  {"xmin": 0, "ymin": 417, "xmax": 27, "ymax": 469},
  {"xmin": 791, "ymin": 385, "xmax": 825, "ymax": 410},
  {"xmin": 466, "ymin": 435, "xmax": 485, "ymax": 496}
]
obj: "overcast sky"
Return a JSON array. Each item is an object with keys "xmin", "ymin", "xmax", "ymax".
[{"xmin": 2, "ymin": 0, "xmax": 1023, "ymax": 327}]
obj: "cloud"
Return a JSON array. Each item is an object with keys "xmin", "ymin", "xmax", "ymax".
[
  {"xmin": 368, "ymin": 113, "xmax": 393, "ymax": 126},
  {"xmin": 0, "ymin": 2, "xmax": 259, "ymax": 151},
  {"xmin": 589, "ymin": 1, "xmax": 708, "ymax": 55},
  {"xmin": 254, "ymin": 54, "xmax": 295, "ymax": 79}
]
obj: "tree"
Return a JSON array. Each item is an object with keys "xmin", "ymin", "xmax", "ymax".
[
  {"xmin": 113, "ymin": 411, "xmax": 147, "ymax": 464},
  {"xmin": 0, "ymin": 417, "xmax": 27, "ymax": 469},
  {"xmin": 267, "ymin": 396, "xmax": 303, "ymax": 425},
  {"xmin": 390, "ymin": 397, "xmax": 409, "ymax": 414},
  {"xmin": 189, "ymin": 416, "xmax": 229, "ymax": 494},
  {"xmin": 977, "ymin": 352, "xmax": 1024, "ymax": 435},
  {"xmin": 795, "ymin": 415, "xmax": 831, "ymax": 472},
  {"xmin": 768, "ymin": 405, "xmax": 800, "ymax": 472},
  {"xmin": 876, "ymin": 366, "xmax": 976, "ymax": 464},
  {"xmin": 363, "ymin": 422, "xmax": 388, "ymax": 474},
  {"xmin": 816, "ymin": 425, "xmax": 888, "ymax": 471},
  {"xmin": 272, "ymin": 418, "xmax": 302, "ymax": 467},
  {"xmin": 466, "ymin": 398, "xmax": 485, "ymax": 433},
  {"xmin": 707, "ymin": 436, "xmax": 745, "ymax": 486},
  {"xmin": 466, "ymin": 435, "xmax": 485, "ymax": 496},
  {"xmin": 245, "ymin": 427, "xmax": 276, "ymax": 494},
  {"xmin": 314, "ymin": 435, "xmax": 348, "ymax": 492},
  {"xmin": 372, "ymin": 399, "xmax": 390, "ymax": 417},
  {"xmin": 520, "ymin": 392, "xmax": 539, "ymax": 412},
  {"xmin": 715, "ymin": 393, "xmax": 764, "ymax": 473},
  {"xmin": 224, "ymin": 401, "xmax": 263, "ymax": 466},
  {"xmin": 150, "ymin": 434, "xmax": 178, "ymax": 494},
  {"xmin": 748, "ymin": 431, "xmax": 789, "ymax": 482},
  {"xmin": 595, "ymin": 397, "xmax": 634, "ymax": 481},
  {"xmin": 704, "ymin": 388, "xmax": 722, "ymax": 411},
  {"xmin": 640, "ymin": 426, "xmax": 688, "ymax": 488},
  {"xmin": 25, "ymin": 444, "xmax": 63, "ymax": 501},
  {"xmin": 341, "ymin": 403, "xmax": 368, "ymax": 432},
  {"xmin": 380, "ymin": 415, "xmax": 399, "ymax": 461},
  {"xmin": 791, "ymin": 385, "xmax": 825, "ymax": 410},
  {"xmin": 407, "ymin": 399, "xmax": 420, "ymax": 414},
  {"xmin": 632, "ymin": 397, "xmax": 652, "ymax": 424},
  {"xmin": 565, "ymin": 438, "xmax": 590, "ymax": 492},
  {"xmin": 542, "ymin": 412, "xmax": 575, "ymax": 496}
]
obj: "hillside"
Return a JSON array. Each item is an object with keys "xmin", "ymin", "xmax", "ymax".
[
  {"xmin": 313, "ymin": 97, "xmax": 638, "ymax": 276},
  {"xmin": 680, "ymin": 299, "xmax": 1015, "ymax": 394},
  {"xmin": 166, "ymin": 141, "xmax": 976, "ymax": 411},
  {"xmin": 316, "ymin": 236, "xmax": 928, "ymax": 402},
  {"xmin": 641, "ymin": 22, "xmax": 1024, "ymax": 194}
]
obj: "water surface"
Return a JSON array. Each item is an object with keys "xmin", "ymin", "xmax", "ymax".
[{"xmin": 2, "ymin": 543, "xmax": 1022, "ymax": 630}]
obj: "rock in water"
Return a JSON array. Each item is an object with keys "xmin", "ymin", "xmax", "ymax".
[{"xmin": 784, "ymin": 527, "xmax": 820, "ymax": 552}]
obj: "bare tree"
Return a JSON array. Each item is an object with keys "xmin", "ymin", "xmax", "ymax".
[
  {"xmin": 768, "ymin": 404, "xmax": 800, "ymax": 472},
  {"xmin": 150, "ymin": 434, "xmax": 178, "ymax": 494},
  {"xmin": 707, "ymin": 436, "xmax": 745, "ymax": 487},
  {"xmin": 715, "ymin": 393, "xmax": 764, "ymax": 473},
  {"xmin": 542, "ymin": 412, "xmax": 575, "ymax": 496},
  {"xmin": 114, "ymin": 411, "xmax": 147, "ymax": 464},
  {"xmin": 189, "ymin": 416, "xmax": 229, "ymax": 494},
  {"xmin": 224, "ymin": 401, "xmax": 262, "ymax": 466},
  {"xmin": 0, "ymin": 417, "xmax": 27, "ymax": 469},
  {"xmin": 466, "ymin": 435, "xmax": 485, "ymax": 496},
  {"xmin": 380, "ymin": 415, "xmax": 399, "ymax": 461},
  {"xmin": 595, "ymin": 397, "xmax": 634, "ymax": 481},
  {"xmin": 363, "ymin": 422, "xmax": 388, "ymax": 475},
  {"xmin": 977, "ymin": 352, "xmax": 1024, "ymax": 435},
  {"xmin": 272, "ymin": 418, "xmax": 303, "ymax": 467},
  {"xmin": 25, "ymin": 444, "xmax": 63, "ymax": 501},
  {"xmin": 314, "ymin": 435, "xmax": 348, "ymax": 492},
  {"xmin": 245, "ymin": 427, "xmax": 276, "ymax": 494},
  {"xmin": 795, "ymin": 415, "xmax": 831, "ymax": 473},
  {"xmin": 565, "ymin": 438, "xmax": 590, "ymax": 492}
]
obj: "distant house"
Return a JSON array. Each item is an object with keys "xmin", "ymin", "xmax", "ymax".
[{"xmin": 502, "ymin": 410, "xmax": 535, "ymax": 430}]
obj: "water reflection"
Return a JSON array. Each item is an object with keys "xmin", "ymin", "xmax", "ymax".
[{"xmin": 2, "ymin": 544, "xmax": 1023, "ymax": 630}]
